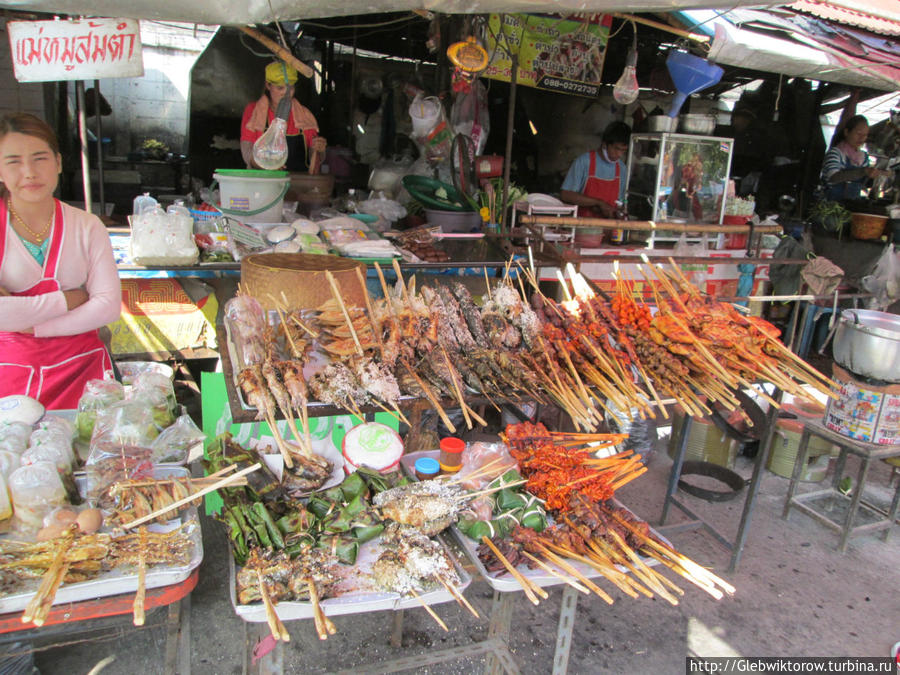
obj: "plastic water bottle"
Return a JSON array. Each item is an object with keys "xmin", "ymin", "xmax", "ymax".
[{"xmin": 132, "ymin": 192, "xmax": 158, "ymax": 217}]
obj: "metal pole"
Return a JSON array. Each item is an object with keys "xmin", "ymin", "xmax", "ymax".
[
  {"xmin": 500, "ymin": 58, "xmax": 518, "ymax": 232},
  {"xmin": 92, "ymin": 80, "xmax": 106, "ymax": 214},
  {"xmin": 75, "ymin": 80, "xmax": 92, "ymax": 214}
]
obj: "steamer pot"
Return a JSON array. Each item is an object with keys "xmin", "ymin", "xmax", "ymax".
[{"xmin": 832, "ymin": 309, "xmax": 900, "ymax": 382}]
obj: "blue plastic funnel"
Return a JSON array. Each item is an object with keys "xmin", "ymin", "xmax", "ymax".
[{"xmin": 666, "ymin": 51, "xmax": 724, "ymax": 118}]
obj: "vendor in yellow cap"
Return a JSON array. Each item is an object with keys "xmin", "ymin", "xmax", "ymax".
[{"xmin": 240, "ymin": 61, "xmax": 326, "ymax": 171}]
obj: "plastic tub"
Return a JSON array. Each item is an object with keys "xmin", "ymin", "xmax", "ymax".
[
  {"xmin": 341, "ymin": 422, "xmax": 404, "ymax": 475},
  {"xmin": 213, "ymin": 169, "xmax": 289, "ymax": 223}
]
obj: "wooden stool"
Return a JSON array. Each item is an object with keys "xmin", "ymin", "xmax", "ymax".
[
  {"xmin": 781, "ymin": 418, "xmax": 900, "ymax": 552},
  {"xmin": 886, "ymin": 457, "xmax": 900, "ymax": 486}
]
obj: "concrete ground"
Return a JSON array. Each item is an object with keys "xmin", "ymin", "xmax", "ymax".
[{"xmin": 30, "ymin": 436, "xmax": 900, "ymax": 674}]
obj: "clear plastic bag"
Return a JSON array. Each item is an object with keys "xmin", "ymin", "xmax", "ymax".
[
  {"xmin": 90, "ymin": 400, "xmax": 159, "ymax": 448},
  {"xmin": 150, "ymin": 414, "xmax": 205, "ymax": 464},
  {"xmin": 0, "ymin": 421, "xmax": 32, "ymax": 454},
  {"xmin": 861, "ymin": 244, "xmax": 899, "ymax": 310},
  {"xmin": 75, "ymin": 379, "xmax": 125, "ymax": 445},
  {"xmin": 130, "ymin": 208, "xmax": 199, "ymax": 266},
  {"xmin": 358, "ymin": 193, "xmax": 408, "ymax": 222},
  {"xmin": 8, "ymin": 462, "xmax": 67, "ymax": 531},
  {"xmin": 674, "ymin": 234, "xmax": 710, "ymax": 289},
  {"xmin": 454, "ymin": 441, "xmax": 517, "ymax": 489},
  {"xmin": 34, "ymin": 415, "xmax": 76, "ymax": 441},
  {"xmin": 129, "ymin": 372, "xmax": 177, "ymax": 429},
  {"xmin": 22, "ymin": 437, "xmax": 78, "ymax": 503},
  {"xmin": 450, "ymin": 80, "xmax": 490, "ymax": 156},
  {"xmin": 0, "ymin": 450, "xmax": 21, "ymax": 479}
]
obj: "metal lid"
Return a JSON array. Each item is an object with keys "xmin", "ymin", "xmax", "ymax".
[{"xmin": 839, "ymin": 309, "xmax": 900, "ymax": 342}]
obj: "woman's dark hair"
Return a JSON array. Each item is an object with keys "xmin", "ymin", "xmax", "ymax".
[
  {"xmin": 831, "ymin": 114, "xmax": 868, "ymax": 147},
  {"xmin": 0, "ymin": 113, "xmax": 60, "ymax": 155},
  {"xmin": 602, "ymin": 121, "xmax": 632, "ymax": 146}
]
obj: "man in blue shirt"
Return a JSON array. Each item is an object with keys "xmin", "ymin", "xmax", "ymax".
[{"xmin": 560, "ymin": 121, "xmax": 631, "ymax": 218}]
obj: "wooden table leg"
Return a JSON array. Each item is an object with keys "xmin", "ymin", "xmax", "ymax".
[
  {"xmin": 244, "ymin": 622, "xmax": 283, "ymax": 675},
  {"xmin": 884, "ymin": 469, "xmax": 900, "ymax": 542},
  {"xmin": 390, "ymin": 609, "xmax": 404, "ymax": 648}
]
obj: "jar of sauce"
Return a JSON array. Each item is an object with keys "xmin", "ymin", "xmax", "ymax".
[
  {"xmin": 414, "ymin": 457, "xmax": 441, "ymax": 481},
  {"xmin": 438, "ymin": 437, "xmax": 465, "ymax": 474}
]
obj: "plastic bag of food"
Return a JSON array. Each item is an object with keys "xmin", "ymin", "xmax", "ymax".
[
  {"xmin": 674, "ymin": 234, "xmax": 709, "ymax": 290},
  {"xmin": 861, "ymin": 244, "xmax": 900, "ymax": 310},
  {"xmin": 358, "ymin": 193, "xmax": 408, "ymax": 222},
  {"xmin": 0, "ymin": 421, "xmax": 32, "ymax": 454},
  {"xmin": 22, "ymin": 438, "xmax": 78, "ymax": 503},
  {"xmin": 454, "ymin": 441, "xmax": 517, "ymax": 489},
  {"xmin": 0, "ymin": 451, "xmax": 21, "ymax": 479},
  {"xmin": 223, "ymin": 295, "xmax": 268, "ymax": 367},
  {"xmin": 34, "ymin": 415, "xmax": 76, "ymax": 440},
  {"xmin": 129, "ymin": 372, "xmax": 177, "ymax": 429},
  {"xmin": 130, "ymin": 208, "xmax": 199, "ymax": 266},
  {"xmin": 8, "ymin": 462, "xmax": 67, "ymax": 531},
  {"xmin": 75, "ymin": 379, "xmax": 125, "ymax": 444},
  {"xmin": 150, "ymin": 415, "xmax": 205, "ymax": 464},
  {"xmin": 450, "ymin": 80, "xmax": 490, "ymax": 156},
  {"xmin": 90, "ymin": 400, "xmax": 159, "ymax": 449}
]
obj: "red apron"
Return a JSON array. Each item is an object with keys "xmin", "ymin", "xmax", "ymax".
[
  {"xmin": 0, "ymin": 199, "xmax": 111, "ymax": 410},
  {"xmin": 580, "ymin": 150, "xmax": 621, "ymax": 218}
]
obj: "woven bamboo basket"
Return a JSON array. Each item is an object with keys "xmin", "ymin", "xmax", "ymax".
[
  {"xmin": 241, "ymin": 253, "xmax": 367, "ymax": 311},
  {"xmin": 850, "ymin": 213, "xmax": 887, "ymax": 240}
]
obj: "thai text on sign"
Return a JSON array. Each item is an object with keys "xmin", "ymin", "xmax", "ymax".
[
  {"xmin": 484, "ymin": 14, "xmax": 611, "ymax": 98},
  {"xmin": 8, "ymin": 18, "xmax": 144, "ymax": 82}
]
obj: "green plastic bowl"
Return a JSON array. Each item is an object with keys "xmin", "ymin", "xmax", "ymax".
[{"xmin": 401, "ymin": 175, "xmax": 474, "ymax": 212}]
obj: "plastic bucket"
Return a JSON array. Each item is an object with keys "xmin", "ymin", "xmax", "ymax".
[{"xmin": 213, "ymin": 169, "xmax": 289, "ymax": 223}]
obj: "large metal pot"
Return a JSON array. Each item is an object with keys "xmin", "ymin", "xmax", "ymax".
[
  {"xmin": 832, "ymin": 309, "xmax": 900, "ymax": 382},
  {"xmin": 678, "ymin": 113, "xmax": 717, "ymax": 135}
]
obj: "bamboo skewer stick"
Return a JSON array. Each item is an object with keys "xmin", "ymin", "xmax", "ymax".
[
  {"xmin": 125, "ymin": 464, "xmax": 262, "ymax": 529},
  {"xmin": 460, "ymin": 480, "xmax": 528, "ymax": 501},
  {"xmin": 23, "ymin": 529, "xmax": 75, "ymax": 625},
  {"xmin": 373, "ymin": 262, "xmax": 397, "ymax": 320},
  {"xmin": 289, "ymin": 314, "xmax": 319, "ymax": 340},
  {"xmin": 307, "ymin": 578, "xmax": 330, "ymax": 640},
  {"xmin": 400, "ymin": 361, "xmax": 455, "ymax": 433},
  {"xmin": 535, "ymin": 545, "xmax": 615, "ymax": 604},
  {"xmin": 641, "ymin": 548, "xmax": 723, "ymax": 600},
  {"xmin": 391, "ymin": 260, "xmax": 413, "ymax": 311},
  {"xmin": 607, "ymin": 531, "xmax": 683, "ymax": 599},
  {"xmin": 581, "ymin": 545, "xmax": 653, "ymax": 599},
  {"xmin": 355, "ymin": 267, "xmax": 384, "ymax": 353},
  {"xmin": 483, "ymin": 267, "xmax": 492, "ymax": 301},
  {"xmin": 325, "ymin": 271, "xmax": 364, "ymax": 356},
  {"xmin": 408, "ymin": 588, "xmax": 449, "ymax": 631},
  {"xmin": 133, "ymin": 526, "xmax": 147, "ymax": 626},
  {"xmin": 438, "ymin": 576, "xmax": 480, "ymax": 618},
  {"xmin": 264, "ymin": 409, "xmax": 294, "ymax": 470},
  {"xmin": 259, "ymin": 570, "xmax": 290, "ymax": 641},
  {"xmin": 481, "ymin": 537, "xmax": 544, "ymax": 604},
  {"xmin": 520, "ymin": 551, "xmax": 590, "ymax": 594}
]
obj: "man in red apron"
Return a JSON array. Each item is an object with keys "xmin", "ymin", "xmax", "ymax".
[
  {"xmin": 0, "ymin": 199, "xmax": 112, "ymax": 409},
  {"xmin": 560, "ymin": 121, "xmax": 631, "ymax": 218}
]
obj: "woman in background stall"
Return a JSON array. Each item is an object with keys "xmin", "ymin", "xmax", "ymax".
[
  {"xmin": 240, "ymin": 61, "xmax": 327, "ymax": 172},
  {"xmin": 820, "ymin": 114, "xmax": 891, "ymax": 202},
  {"xmin": 0, "ymin": 113, "xmax": 121, "ymax": 409}
]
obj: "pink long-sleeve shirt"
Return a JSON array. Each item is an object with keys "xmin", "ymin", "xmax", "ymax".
[{"xmin": 0, "ymin": 201, "xmax": 121, "ymax": 337}]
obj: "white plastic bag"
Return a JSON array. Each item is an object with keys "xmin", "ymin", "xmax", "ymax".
[
  {"xmin": 674, "ymin": 234, "xmax": 710, "ymax": 289},
  {"xmin": 408, "ymin": 94, "xmax": 452, "ymax": 165},
  {"xmin": 130, "ymin": 208, "xmax": 199, "ymax": 266},
  {"xmin": 861, "ymin": 244, "xmax": 900, "ymax": 310},
  {"xmin": 450, "ymin": 80, "xmax": 490, "ymax": 156}
]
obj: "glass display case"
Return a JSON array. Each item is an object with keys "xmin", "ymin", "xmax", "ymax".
[{"xmin": 625, "ymin": 132, "xmax": 733, "ymax": 246}]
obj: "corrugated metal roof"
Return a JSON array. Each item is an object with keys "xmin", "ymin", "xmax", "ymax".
[{"xmin": 789, "ymin": 0, "xmax": 900, "ymax": 36}]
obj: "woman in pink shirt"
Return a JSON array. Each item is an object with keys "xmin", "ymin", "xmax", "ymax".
[{"xmin": 0, "ymin": 113, "xmax": 121, "ymax": 409}]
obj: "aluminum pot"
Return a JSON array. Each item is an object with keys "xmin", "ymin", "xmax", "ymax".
[
  {"xmin": 647, "ymin": 115, "xmax": 678, "ymax": 132},
  {"xmin": 678, "ymin": 113, "xmax": 717, "ymax": 135},
  {"xmin": 832, "ymin": 309, "xmax": 900, "ymax": 382}
]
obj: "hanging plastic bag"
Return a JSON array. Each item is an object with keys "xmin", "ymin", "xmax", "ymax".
[
  {"xmin": 674, "ymin": 234, "xmax": 710, "ymax": 290},
  {"xmin": 150, "ymin": 414, "xmax": 206, "ymax": 464},
  {"xmin": 861, "ymin": 244, "xmax": 900, "ymax": 310},
  {"xmin": 450, "ymin": 80, "xmax": 490, "ymax": 156},
  {"xmin": 408, "ymin": 94, "xmax": 452, "ymax": 165}
]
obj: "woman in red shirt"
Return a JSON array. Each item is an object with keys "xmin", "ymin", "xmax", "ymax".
[{"xmin": 240, "ymin": 61, "xmax": 326, "ymax": 172}]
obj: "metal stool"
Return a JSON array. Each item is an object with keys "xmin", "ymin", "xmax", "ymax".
[{"xmin": 782, "ymin": 419, "xmax": 900, "ymax": 552}]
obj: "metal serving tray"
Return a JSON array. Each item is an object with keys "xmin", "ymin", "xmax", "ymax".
[
  {"xmin": 400, "ymin": 450, "xmax": 665, "ymax": 593},
  {"xmin": 229, "ymin": 532, "xmax": 472, "ymax": 623},
  {"xmin": 0, "ymin": 465, "xmax": 203, "ymax": 615}
]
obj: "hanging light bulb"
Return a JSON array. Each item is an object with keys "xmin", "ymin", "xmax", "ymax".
[
  {"xmin": 253, "ymin": 95, "xmax": 291, "ymax": 170},
  {"xmin": 613, "ymin": 30, "xmax": 639, "ymax": 106}
]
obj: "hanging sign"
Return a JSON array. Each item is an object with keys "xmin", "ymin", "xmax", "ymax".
[
  {"xmin": 8, "ymin": 18, "xmax": 144, "ymax": 82},
  {"xmin": 484, "ymin": 14, "xmax": 612, "ymax": 98}
]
